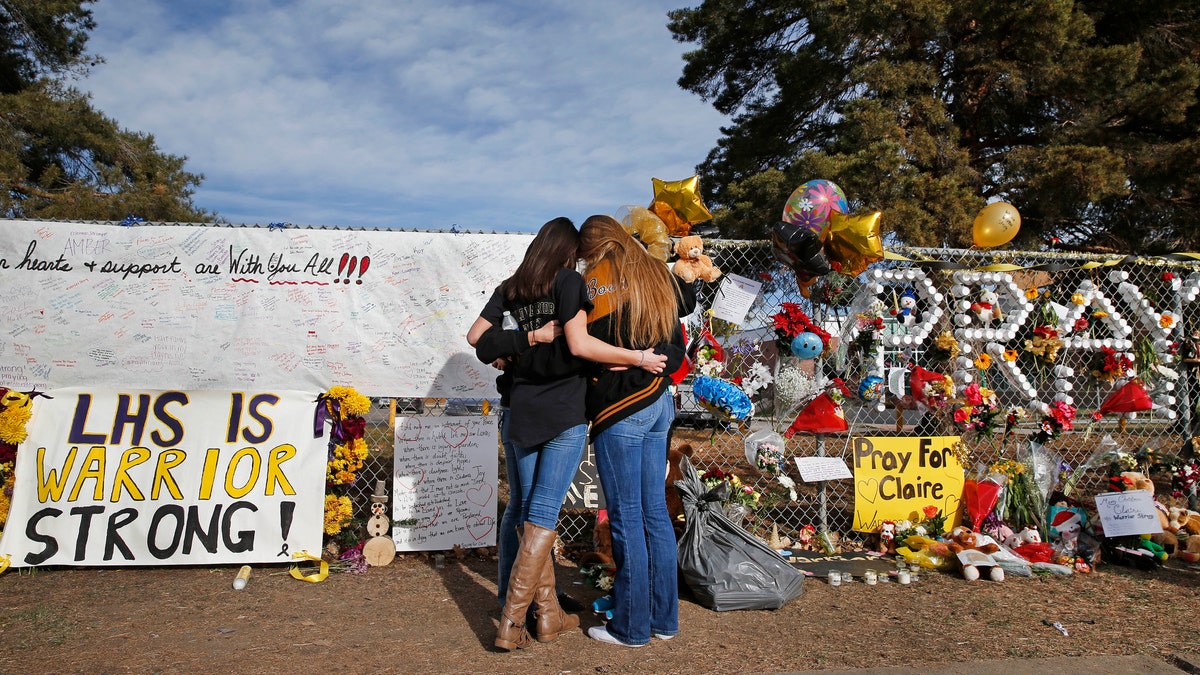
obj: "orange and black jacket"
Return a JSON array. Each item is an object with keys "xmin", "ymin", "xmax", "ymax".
[{"xmin": 582, "ymin": 260, "xmax": 695, "ymax": 439}]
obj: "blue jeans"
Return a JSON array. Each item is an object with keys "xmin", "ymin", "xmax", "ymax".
[
  {"xmin": 592, "ymin": 390, "xmax": 678, "ymax": 645},
  {"xmin": 512, "ymin": 423, "xmax": 588, "ymax": 530},
  {"xmin": 497, "ymin": 408, "xmax": 519, "ymax": 603}
]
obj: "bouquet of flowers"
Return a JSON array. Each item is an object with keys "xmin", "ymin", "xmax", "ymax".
[
  {"xmin": 694, "ymin": 343, "xmax": 725, "ymax": 377},
  {"xmin": 950, "ymin": 383, "xmax": 1006, "ymax": 439},
  {"xmin": 1090, "ymin": 345, "xmax": 1133, "ymax": 383},
  {"xmin": 770, "ymin": 302, "xmax": 831, "ymax": 356},
  {"xmin": 989, "ymin": 458, "xmax": 1041, "ymax": 530},
  {"xmin": 894, "ymin": 505, "xmax": 949, "ymax": 546},
  {"xmin": 1032, "ymin": 401, "xmax": 1076, "ymax": 444},
  {"xmin": 700, "ymin": 467, "xmax": 762, "ymax": 510}
]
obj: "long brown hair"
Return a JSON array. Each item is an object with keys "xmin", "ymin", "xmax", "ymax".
[
  {"xmin": 578, "ymin": 214, "xmax": 679, "ymax": 348},
  {"xmin": 503, "ymin": 217, "xmax": 578, "ymax": 302}
]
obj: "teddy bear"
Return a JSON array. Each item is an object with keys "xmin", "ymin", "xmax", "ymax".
[
  {"xmin": 1120, "ymin": 470, "xmax": 1177, "ymax": 552},
  {"xmin": 970, "ymin": 288, "xmax": 1003, "ymax": 325},
  {"xmin": 1168, "ymin": 506, "xmax": 1200, "ymax": 536},
  {"xmin": 672, "ymin": 235, "xmax": 722, "ymax": 284},
  {"xmin": 946, "ymin": 526, "xmax": 1005, "ymax": 581},
  {"xmin": 1004, "ymin": 525, "xmax": 1054, "ymax": 563},
  {"xmin": 665, "ymin": 442, "xmax": 695, "ymax": 537}
]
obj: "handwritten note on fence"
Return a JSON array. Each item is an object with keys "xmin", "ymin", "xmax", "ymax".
[
  {"xmin": 1094, "ymin": 490, "xmax": 1164, "ymax": 537},
  {"xmin": 391, "ymin": 415, "xmax": 498, "ymax": 551}
]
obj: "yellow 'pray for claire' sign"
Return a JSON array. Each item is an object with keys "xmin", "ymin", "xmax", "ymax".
[{"xmin": 851, "ymin": 436, "xmax": 964, "ymax": 533}]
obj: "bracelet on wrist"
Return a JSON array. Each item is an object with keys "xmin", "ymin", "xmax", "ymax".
[{"xmin": 637, "ymin": 350, "xmax": 645, "ymax": 367}]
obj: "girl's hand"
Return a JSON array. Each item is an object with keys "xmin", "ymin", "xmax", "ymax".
[
  {"xmin": 530, "ymin": 320, "xmax": 562, "ymax": 344},
  {"xmin": 639, "ymin": 349, "xmax": 668, "ymax": 374}
]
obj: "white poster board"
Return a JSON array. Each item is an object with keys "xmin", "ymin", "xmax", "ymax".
[
  {"xmin": 795, "ymin": 456, "xmax": 853, "ymax": 482},
  {"xmin": 0, "ymin": 388, "xmax": 327, "ymax": 567},
  {"xmin": 392, "ymin": 415, "xmax": 498, "ymax": 551},
  {"xmin": 0, "ymin": 219, "xmax": 530, "ymax": 397},
  {"xmin": 709, "ymin": 273, "xmax": 762, "ymax": 325},
  {"xmin": 1094, "ymin": 490, "xmax": 1165, "ymax": 537}
]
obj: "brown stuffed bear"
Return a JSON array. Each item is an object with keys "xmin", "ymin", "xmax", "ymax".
[
  {"xmin": 1122, "ymin": 471, "xmax": 1178, "ymax": 553},
  {"xmin": 946, "ymin": 526, "xmax": 1004, "ymax": 581},
  {"xmin": 672, "ymin": 236, "xmax": 722, "ymax": 284},
  {"xmin": 666, "ymin": 442, "xmax": 695, "ymax": 536}
]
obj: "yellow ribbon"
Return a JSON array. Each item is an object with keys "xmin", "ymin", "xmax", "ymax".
[
  {"xmin": 882, "ymin": 248, "xmax": 1179, "ymax": 273},
  {"xmin": 288, "ymin": 550, "xmax": 329, "ymax": 583}
]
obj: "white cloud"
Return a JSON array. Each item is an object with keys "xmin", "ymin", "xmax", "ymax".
[{"xmin": 85, "ymin": 1, "xmax": 726, "ymax": 231}]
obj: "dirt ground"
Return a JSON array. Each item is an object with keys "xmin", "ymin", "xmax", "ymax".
[
  {"xmin": 0, "ymin": 539, "xmax": 1198, "ymax": 674},
  {"xmin": 4, "ymin": 427, "xmax": 1200, "ymax": 674}
]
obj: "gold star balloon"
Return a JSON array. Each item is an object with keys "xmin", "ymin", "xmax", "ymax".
[
  {"xmin": 825, "ymin": 211, "xmax": 883, "ymax": 277},
  {"xmin": 652, "ymin": 175, "xmax": 713, "ymax": 226}
]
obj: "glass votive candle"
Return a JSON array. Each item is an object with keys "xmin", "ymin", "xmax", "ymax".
[
  {"xmin": 863, "ymin": 569, "xmax": 878, "ymax": 585},
  {"xmin": 908, "ymin": 566, "xmax": 920, "ymax": 582},
  {"xmin": 840, "ymin": 571, "xmax": 853, "ymax": 584},
  {"xmin": 897, "ymin": 568, "xmax": 911, "ymax": 585},
  {"xmin": 827, "ymin": 570, "xmax": 841, "ymax": 586}
]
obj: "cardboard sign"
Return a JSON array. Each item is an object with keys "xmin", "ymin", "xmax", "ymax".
[
  {"xmin": 563, "ymin": 444, "xmax": 605, "ymax": 510},
  {"xmin": 0, "ymin": 388, "xmax": 327, "ymax": 567},
  {"xmin": 1094, "ymin": 490, "xmax": 1164, "ymax": 537},
  {"xmin": 392, "ymin": 415, "xmax": 499, "ymax": 551},
  {"xmin": 850, "ymin": 436, "xmax": 964, "ymax": 533}
]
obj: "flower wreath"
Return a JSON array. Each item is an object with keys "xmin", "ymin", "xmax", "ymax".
[{"xmin": 320, "ymin": 386, "xmax": 372, "ymax": 537}]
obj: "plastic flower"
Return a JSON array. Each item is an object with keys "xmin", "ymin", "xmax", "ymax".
[
  {"xmin": 1160, "ymin": 313, "xmax": 1176, "ymax": 328},
  {"xmin": 1163, "ymin": 272, "xmax": 1176, "ymax": 282},
  {"xmin": 1025, "ymin": 286, "xmax": 1039, "ymax": 300},
  {"xmin": 1070, "ymin": 293, "xmax": 1086, "ymax": 305},
  {"xmin": 1092, "ymin": 310, "xmax": 1109, "ymax": 319},
  {"xmin": 1003, "ymin": 349, "xmax": 1019, "ymax": 362},
  {"xmin": 973, "ymin": 353, "xmax": 992, "ymax": 370}
]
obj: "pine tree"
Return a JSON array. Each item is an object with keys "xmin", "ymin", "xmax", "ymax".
[
  {"xmin": 669, "ymin": 0, "xmax": 1200, "ymax": 253},
  {"xmin": 0, "ymin": 0, "xmax": 210, "ymax": 222}
]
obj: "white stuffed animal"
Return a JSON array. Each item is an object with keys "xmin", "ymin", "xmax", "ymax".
[{"xmin": 970, "ymin": 288, "xmax": 1003, "ymax": 325}]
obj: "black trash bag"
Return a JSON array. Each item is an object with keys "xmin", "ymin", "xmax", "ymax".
[{"xmin": 675, "ymin": 455, "xmax": 804, "ymax": 611}]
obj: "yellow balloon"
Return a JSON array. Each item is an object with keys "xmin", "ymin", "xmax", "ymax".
[
  {"xmin": 973, "ymin": 202, "xmax": 1021, "ymax": 248},
  {"xmin": 616, "ymin": 205, "xmax": 672, "ymax": 262},
  {"xmin": 651, "ymin": 175, "xmax": 713, "ymax": 224}
]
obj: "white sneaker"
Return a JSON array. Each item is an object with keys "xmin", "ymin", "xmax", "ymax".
[
  {"xmin": 587, "ymin": 625, "xmax": 645, "ymax": 648},
  {"xmin": 653, "ymin": 633, "xmax": 676, "ymax": 641}
]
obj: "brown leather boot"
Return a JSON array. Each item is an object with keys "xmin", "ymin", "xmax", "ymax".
[
  {"xmin": 495, "ymin": 522, "xmax": 556, "ymax": 651},
  {"xmin": 534, "ymin": 537, "xmax": 579, "ymax": 642}
]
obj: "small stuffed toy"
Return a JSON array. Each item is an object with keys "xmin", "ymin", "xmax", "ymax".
[
  {"xmin": 665, "ymin": 442, "xmax": 695, "ymax": 536},
  {"xmin": 970, "ymin": 288, "xmax": 1003, "ymax": 325},
  {"xmin": 877, "ymin": 520, "xmax": 897, "ymax": 555},
  {"xmin": 1004, "ymin": 526, "xmax": 1054, "ymax": 563},
  {"xmin": 946, "ymin": 526, "xmax": 1004, "ymax": 581},
  {"xmin": 896, "ymin": 288, "xmax": 920, "ymax": 327},
  {"xmin": 672, "ymin": 235, "xmax": 722, "ymax": 284},
  {"xmin": 1168, "ymin": 505, "xmax": 1200, "ymax": 535}
]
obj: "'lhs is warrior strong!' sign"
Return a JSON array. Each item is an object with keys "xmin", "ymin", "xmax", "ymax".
[{"xmin": 0, "ymin": 388, "xmax": 327, "ymax": 567}]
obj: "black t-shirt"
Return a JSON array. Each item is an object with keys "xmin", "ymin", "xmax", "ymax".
[{"xmin": 478, "ymin": 267, "xmax": 591, "ymax": 447}]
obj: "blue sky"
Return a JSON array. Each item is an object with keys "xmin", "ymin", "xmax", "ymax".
[{"xmin": 82, "ymin": 1, "xmax": 728, "ymax": 232}]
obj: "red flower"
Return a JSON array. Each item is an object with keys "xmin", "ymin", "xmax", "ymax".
[
  {"xmin": 1163, "ymin": 272, "xmax": 1176, "ymax": 282},
  {"xmin": 922, "ymin": 505, "xmax": 939, "ymax": 520},
  {"xmin": 1033, "ymin": 325, "xmax": 1059, "ymax": 338},
  {"xmin": 1073, "ymin": 317, "xmax": 1089, "ymax": 332},
  {"xmin": 341, "ymin": 416, "xmax": 367, "ymax": 440}
]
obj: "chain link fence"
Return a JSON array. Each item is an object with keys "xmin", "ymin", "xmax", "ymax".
[{"xmin": 352, "ymin": 239, "xmax": 1200, "ymax": 551}]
